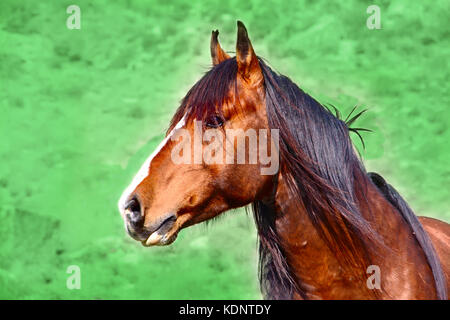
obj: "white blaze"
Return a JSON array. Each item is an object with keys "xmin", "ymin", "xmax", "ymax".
[{"xmin": 118, "ymin": 116, "xmax": 186, "ymax": 215}]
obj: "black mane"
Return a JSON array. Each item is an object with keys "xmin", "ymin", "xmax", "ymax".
[{"xmin": 256, "ymin": 59, "xmax": 378, "ymax": 298}]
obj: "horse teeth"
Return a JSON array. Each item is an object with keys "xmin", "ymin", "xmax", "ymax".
[{"xmin": 145, "ymin": 232, "xmax": 162, "ymax": 246}]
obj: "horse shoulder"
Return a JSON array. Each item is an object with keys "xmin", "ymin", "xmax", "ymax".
[{"xmin": 419, "ymin": 216, "xmax": 450, "ymax": 298}]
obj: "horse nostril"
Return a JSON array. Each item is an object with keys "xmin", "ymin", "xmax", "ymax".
[
  {"xmin": 125, "ymin": 197, "xmax": 143, "ymax": 226},
  {"xmin": 125, "ymin": 197, "xmax": 140, "ymax": 212}
]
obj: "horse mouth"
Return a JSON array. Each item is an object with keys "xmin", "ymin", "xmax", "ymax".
[{"xmin": 141, "ymin": 215, "xmax": 178, "ymax": 247}]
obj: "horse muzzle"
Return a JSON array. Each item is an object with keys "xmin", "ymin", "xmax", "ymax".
[{"xmin": 121, "ymin": 196, "xmax": 186, "ymax": 246}]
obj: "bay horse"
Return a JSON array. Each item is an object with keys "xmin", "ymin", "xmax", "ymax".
[{"xmin": 118, "ymin": 21, "xmax": 450, "ymax": 299}]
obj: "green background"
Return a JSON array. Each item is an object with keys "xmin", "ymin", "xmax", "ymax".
[{"xmin": 0, "ymin": 0, "xmax": 448, "ymax": 299}]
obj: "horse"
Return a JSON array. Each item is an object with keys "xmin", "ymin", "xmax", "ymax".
[{"xmin": 118, "ymin": 21, "xmax": 450, "ymax": 300}]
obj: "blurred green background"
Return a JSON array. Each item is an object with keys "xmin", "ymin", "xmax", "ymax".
[{"xmin": 0, "ymin": 0, "xmax": 449, "ymax": 299}]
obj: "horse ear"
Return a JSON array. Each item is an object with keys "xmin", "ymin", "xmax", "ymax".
[
  {"xmin": 211, "ymin": 30, "xmax": 230, "ymax": 66},
  {"xmin": 236, "ymin": 21, "xmax": 262, "ymax": 84}
]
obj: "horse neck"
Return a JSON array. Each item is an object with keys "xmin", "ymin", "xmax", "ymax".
[{"xmin": 270, "ymin": 171, "xmax": 436, "ymax": 299}]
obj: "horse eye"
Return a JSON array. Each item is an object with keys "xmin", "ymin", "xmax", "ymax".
[{"xmin": 205, "ymin": 115, "xmax": 224, "ymax": 128}]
